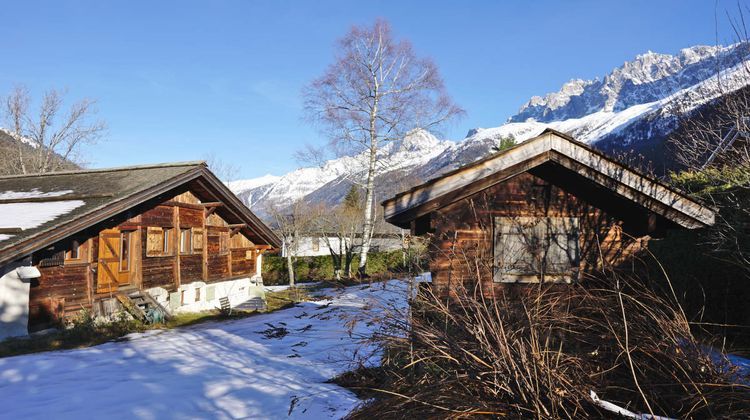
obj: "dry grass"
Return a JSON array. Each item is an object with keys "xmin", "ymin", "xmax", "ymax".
[{"xmin": 348, "ymin": 272, "xmax": 750, "ymax": 419}]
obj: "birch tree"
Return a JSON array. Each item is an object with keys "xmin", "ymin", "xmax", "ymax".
[
  {"xmin": 3, "ymin": 86, "xmax": 106, "ymax": 175},
  {"xmin": 304, "ymin": 19, "xmax": 463, "ymax": 277}
]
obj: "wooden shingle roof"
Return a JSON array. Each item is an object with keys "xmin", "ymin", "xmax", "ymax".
[
  {"xmin": 0, "ymin": 162, "xmax": 280, "ymax": 265},
  {"xmin": 382, "ymin": 129, "xmax": 716, "ymax": 230}
]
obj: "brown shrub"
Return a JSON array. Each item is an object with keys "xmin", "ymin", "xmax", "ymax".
[{"xmin": 350, "ymin": 272, "xmax": 750, "ymax": 419}]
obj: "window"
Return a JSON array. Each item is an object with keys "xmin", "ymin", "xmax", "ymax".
[
  {"xmin": 163, "ymin": 228, "xmax": 173, "ymax": 254},
  {"xmin": 69, "ymin": 240, "xmax": 80, "ymax": 259},
  {"xmin": 494, "ymin": 217, "xmax": 579, "ymax": 283},
  {"xmin": 65, "ymin": 239, "xmax": 85, "ymax": 262},
  {"xmin": 119, "ymin": 232, "xmax": 131, "ymax": 272},
  {"xmin": 311, "ymin": 236, "xmax": 320, "ymax": 252},
  {"xmin": 195, "ymin": 287, "xmax": 201, "ymax": 302},
  {"xmin": 180, "ymin": 228, "xmax": 192, "ymax": 254}
]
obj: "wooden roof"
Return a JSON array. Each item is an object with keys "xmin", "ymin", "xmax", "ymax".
[
  {"xmin": 0, "ymin": 162, "xmax": 281, "ymax": 266},
  {"xmin": 382, "ymin": 129, "xmax": 716, "ymax": 230}
]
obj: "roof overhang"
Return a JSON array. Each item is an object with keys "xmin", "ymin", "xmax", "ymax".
[{"xmin": 382, "ymin": 129, "xmax": 716, "ymax": 230}]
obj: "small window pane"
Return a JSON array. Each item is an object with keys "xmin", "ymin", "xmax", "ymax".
[
  {"xmin": 120, "ymin": 232, "xmax": 130, "ymax": 272},
  {"xmin": 180, "ymin": 229, "xmax": 192, "ymax": 254},
  {"xmin": 163, "ymin": 228, "xmax": 172, "ymax": 254}
]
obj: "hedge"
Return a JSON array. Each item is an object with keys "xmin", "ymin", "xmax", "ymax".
[{"xmin": 262, "ymin": 250, "xmax": 410, "ymax": 285}]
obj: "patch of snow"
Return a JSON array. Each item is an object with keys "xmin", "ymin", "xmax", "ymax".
[
  {"xmin": 0, "ymin": 280, "xmax": 408, "ymax": 419},
  {"xmin": 0, "ymin": 199, "xmax": 85, "ymax": 235},
  {"xmin": 0, "ymin": 128, "xmax": 38, "ymax": 149},
  {"xmin": 0, "ymin": 189, "xmax": 74, "ymax": 199}
]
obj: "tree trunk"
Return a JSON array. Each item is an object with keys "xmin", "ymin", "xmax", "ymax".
[
  {"xmin": 358, "ymin": 142, "xmax": 378, "ymax": 278},
  {"xmin": 286, "ymin": 243, "xmax": 295, "ymax": 287}
]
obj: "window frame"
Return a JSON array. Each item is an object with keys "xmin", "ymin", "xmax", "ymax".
[
  {"xmin": 65, "ymin": 239, "xmax": 86, "ymax": 264},
  {"xmin": 162, "ymin": 227, "xmax": 173, "ymax": 255},
  {"xmin": 180, "ymin": 228, "xmax": 193, "ymax": 255},
  {"xmin": 119, "ymin": 231, "xmax": 131, "ymax": 272},
  {"xmin": 493, "ymin": 216, "xmax": 580, "ymax": 284}
]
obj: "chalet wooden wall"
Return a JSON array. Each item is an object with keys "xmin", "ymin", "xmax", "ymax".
[
  {"xmin": 429, "ymin": 172, "xmax": 648, "ymax": 297},
  {"xmin": 26, "ymin": 190, "xmax": 265, "ymax": 330}
]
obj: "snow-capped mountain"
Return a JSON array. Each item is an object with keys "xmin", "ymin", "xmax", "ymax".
[{"xmin": 231, "ymin": 43, "xmax": 750, "ymax": 215}]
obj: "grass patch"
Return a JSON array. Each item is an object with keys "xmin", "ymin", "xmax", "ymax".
[
  {"xmin": 265, "ymin": 287, "xmax": 311, "ymax": 312},
  {"xmin": 0, "ymin": 287, "xmax": 315, "ymax": 359},
  {"xmin": 0, "ymin": 310, "xmax": 147, "ymax": 359}
]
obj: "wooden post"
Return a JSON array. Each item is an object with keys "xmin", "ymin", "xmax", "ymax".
[
  {"xmin": 173, "ymin": 206, "xmax": 181, "ymax": 289},
  {"xmin": 228, "ymin": 233, "xmax": 233, "ymax": 279},
  {"xmin": 202, "ymin": 208, "xmax": 208, "ymax": 281}
]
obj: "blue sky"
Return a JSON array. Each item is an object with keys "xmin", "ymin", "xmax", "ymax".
[{"xmin": 0, "ymin": 0, "xmax": 746, "ymax": 178}]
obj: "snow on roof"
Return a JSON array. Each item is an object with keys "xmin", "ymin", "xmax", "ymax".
[
  {"xmin": 0, "ymin": 189, "xmax": 73, "ymax": 199},
  {"xmin": 0, "ymin": 190, "xmax": 85, "ymax": 243}
]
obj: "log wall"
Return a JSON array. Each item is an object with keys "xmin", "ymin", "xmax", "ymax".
[
  {"xmin": 429, "ymin": 172, "xmax": 648, "ymax": 297},
  {"xmin": 26, "ymin": 189, "xmax": 264, "ymax": 330}
]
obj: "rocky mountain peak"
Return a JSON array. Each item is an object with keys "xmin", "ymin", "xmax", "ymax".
[{"xmin": 509, "ymin": 42, "xmax": 750, "ymax": 123}]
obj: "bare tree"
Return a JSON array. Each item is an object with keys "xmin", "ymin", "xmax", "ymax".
[
  {"xmin": 2, "ymin": 86, "xmax": 106, "ymax": 175},
  {"xmin": 311, "ymin": 186, "xmax": 363, "ymax": 279},
  {"xmin": 203, "ymin": 153, "xmax": 240, "ymax": 182},
  {"xmin": 304, "ymin": 19, "xmax": 464, "ymax": 277},
  {"xmin": 666, "ymin": 8, "xmax": 750, "ymax": 275},
  {"xmin": 266, "ymin": 199, "xmax": 315, "ymax": 287}
]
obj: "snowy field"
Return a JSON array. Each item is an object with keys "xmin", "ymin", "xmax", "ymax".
[{"xmin": 0, "ymin": 280, "xmax": 407, "ymax": 419}]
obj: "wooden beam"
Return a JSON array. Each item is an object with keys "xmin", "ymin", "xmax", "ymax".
[
  {"xmin": 0, "ymin": 193, "xmax": 114, "ymax": 204},
  {"xmin": 0, "ymin": 228, "xmax": 23, "ymax": 234},
  {"xmin": 227, "ymin": 223, "xmax": 246, "ymax": 235},
  {"xmin": 201, "ymin": 202, "xmax": 223, "ymax": 207}
]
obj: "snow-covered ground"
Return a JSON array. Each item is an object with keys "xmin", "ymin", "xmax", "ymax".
[{"xmin": 0, "ymin": 280, "xmax": 407, "ymax": 419}]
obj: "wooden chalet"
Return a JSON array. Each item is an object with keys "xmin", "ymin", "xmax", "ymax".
[
  {"xmin": 382, "ymin": 129, "xmax": 716, "ymax": 295},
  {"xmin": 0, "ymin": 162, "xmax": 280, "ymax": 339}
]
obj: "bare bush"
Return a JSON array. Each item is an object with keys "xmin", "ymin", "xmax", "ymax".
[{"xmin": 349, "ymin": 270, "xmax": 750, "ymax": 418}]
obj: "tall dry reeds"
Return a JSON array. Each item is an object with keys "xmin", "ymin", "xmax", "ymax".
[{"xmin": 349, "ymin": 271, "xmax": 750, "ymax": 419}]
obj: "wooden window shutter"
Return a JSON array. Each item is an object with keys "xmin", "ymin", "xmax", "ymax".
[
  {"xmin": 146, "ymin": 227, "xmax": 164, "ymax": 257},
  {"xmin": 494, "ymin": 217, "xmax": 580, "ymax": 283},
  {"xmin": 543, "ymin": 218, "xmax": 580, "ymax": 276},
  {"xmin": 219, "ymin": 231, "xmax": 229, "ymax": 253},
  {"xmin": 192, "ymin": 228, "xmax": 204, "ymax": 251},
  {"xmin": 494, "ymin": 217, "xmax": 541, "ymax": 282}
]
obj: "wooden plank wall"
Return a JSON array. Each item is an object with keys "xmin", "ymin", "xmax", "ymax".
[
  {"xmin": 26, "ymin": 189, "xmax": 262, "ymax": 330},
  {"xmin": 429, "ymin": 172, "xmax": 648, "ymax": 297}
]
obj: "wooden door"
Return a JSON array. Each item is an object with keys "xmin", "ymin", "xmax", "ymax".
[{"xmin": 97, "ymin": 228, "xmax": 132, "ymax": 292}]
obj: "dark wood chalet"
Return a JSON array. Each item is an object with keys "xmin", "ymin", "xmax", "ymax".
[
  {"xmin": 382, "ymin": 129, "xmax": 716, "ymax": 296},
  {"xmin": 0, "ymin": 162, "xmax": 280, "ymax": 339}
]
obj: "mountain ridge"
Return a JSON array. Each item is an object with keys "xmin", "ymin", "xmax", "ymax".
[{"xmin": 230, "ymin": 42, "xmax": 750, "ymax": 216}]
